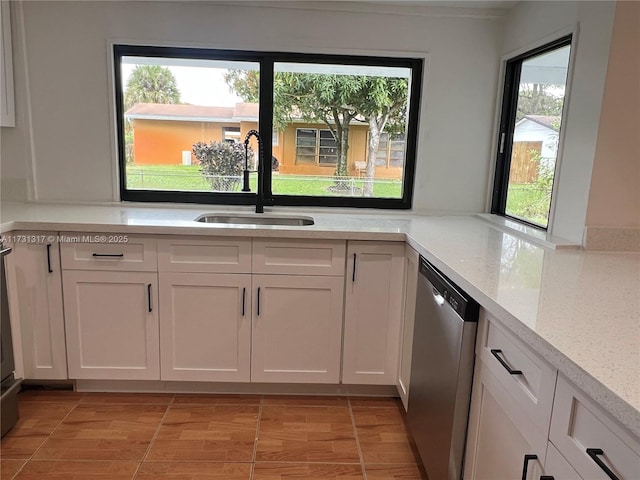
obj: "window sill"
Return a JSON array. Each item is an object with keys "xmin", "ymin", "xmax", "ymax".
[{"xmin": 476, "ymin": 214, "xmax": 580, "ymax": 250}]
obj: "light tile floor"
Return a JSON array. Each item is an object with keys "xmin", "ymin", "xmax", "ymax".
[{"xmin": 1, "ymin": 390, "xmax": 428, "ymax": 479}]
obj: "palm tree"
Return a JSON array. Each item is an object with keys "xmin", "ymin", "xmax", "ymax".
[{"xmin": 124, "ymin": 65, "xmax": 180, "ymax": 110}]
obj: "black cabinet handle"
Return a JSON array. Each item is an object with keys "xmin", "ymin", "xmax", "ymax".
[
  {"xmin": 521, "ymin": 454, "xmax": 538, "ymax": 480},
  {"xmin": 147, "ymin": 284, "xmax": 152, "ymax": 313},
  {"xmin": 586, "ymin": 448, "xmax": 620, "ymax": 480},
  {"xmin": 242, "ymin": 287, "xmax": 246, "ymax": 316},
  {"xmin": 92, "ymin": 253, "xmax": 124, "ymax": 257},
  {"xmin": 46, "ymin": 244, "xmax": 53, "ymax": 273},
  {"xmin": 540, "ymin": 476, "xmax": 555, "ymax": 480},
  {"xmin": 352, "ymin": 253, "xmax": 357, "ymax": 282},
  {"xmin": 257, "ymin": 287, "xmax": 261, "ymax": 316},
  {"xmin": 491, "ymin": 349, "xmax": 523, "ymax": 375}
]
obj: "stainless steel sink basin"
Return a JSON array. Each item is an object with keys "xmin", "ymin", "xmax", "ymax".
[{"xmin": 195, "ymin": 213, "xmax": 314, "ymax": 226}]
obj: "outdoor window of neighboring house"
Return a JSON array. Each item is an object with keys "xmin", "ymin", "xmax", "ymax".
[
  {"xmin": 491, "ymin": 36, "xmax": 572, "ymax": 229},
  {"xmin": 374, "ymin": 133, "xmax": 405, "ymax": 168},
  {"xmin": 114, "ymin": 45, "xmax": 422, "ymax": 208},
  {"xmin": 295, "ymin": 129, "xmax": 338, "ymax": 165},
  {"xmin": 223, "ymin": 127, "xmax": 241, "ymax": 143}
]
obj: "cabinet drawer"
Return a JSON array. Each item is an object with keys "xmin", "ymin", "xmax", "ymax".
[
  {"xmin": 550, "ymin": 376, "xmax": 640, "ymax": 480},
  {"xmin": 158, "ymin": 237, "xmax": 251, "ymax": 273},
  {"xmin": 253, "ymin": 239, "xmax": 346, "ymax": 276},
  {"xmin": 60, "ymin": 233, "xmax": 157, "ymax": 271},
  {"xmin": 478, "ymin": 311, "xmax": 557, "ymax": 432}
]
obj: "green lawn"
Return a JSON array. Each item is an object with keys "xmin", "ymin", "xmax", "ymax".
[
  {"xmin": 506, "ymin": 184, "xmax": 552, "ymax": 227},
  {"xmin": 126, "ymin": 165, "xmax": 403, "ymax": 198}
]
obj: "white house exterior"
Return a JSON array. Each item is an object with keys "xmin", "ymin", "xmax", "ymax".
[{"xmin": 513, "ymin": 115, "xmax": 559, "ymax": 167}]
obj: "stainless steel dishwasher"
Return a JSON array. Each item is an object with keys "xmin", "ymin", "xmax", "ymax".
[{"xmin": 407, "ymin": 256, "xmax": 479, "ymax": 480}]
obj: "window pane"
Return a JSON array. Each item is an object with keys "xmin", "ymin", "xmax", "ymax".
[
  {"xmin": 270, "ymin": 61, "xmax": 412, "ymax": 198},
  {"xmin": 505, "ymin": 44, "xmax": 570, "ymax": 228},
  {"xmin": 120, "ymin": 56, "xmax": 259, "ymax": 193}
]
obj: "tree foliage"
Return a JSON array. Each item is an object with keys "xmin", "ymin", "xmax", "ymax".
[
  {"xmin": 224, "ymin": 69, "xmax": 408, "ymax": 195},
  {"xmin": 516, "ymin": 84, "xmax": 564, "ymax": 120},
  {"xmin": 124, "ymin": 65, "xmax": 181, "ymax": 110},
  {"xmin": 193, "ymin": 141, "xmax": 250, "ymax": 191}
]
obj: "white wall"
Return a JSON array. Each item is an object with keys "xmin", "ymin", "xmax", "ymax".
[
  {"xmin": 0, "ymin": 1, "xmax": 502, "ymax": 213},
  {"xmin": 501, "ymin": 1, "xmax": 616, "ymax": 243}
]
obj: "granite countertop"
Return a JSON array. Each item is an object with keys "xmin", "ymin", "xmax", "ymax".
[{"xmin": 2, "ymin": 202, "xmax": 639, "ymax": 437}]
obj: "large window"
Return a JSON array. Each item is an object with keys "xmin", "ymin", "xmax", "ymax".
[
  {"xmin": 491, "ymin": 36, "xmax": 572, "ymax": 229},
  {"xmin": 114, "ymin": 45, "xmax": 422, "ymax": 208}
]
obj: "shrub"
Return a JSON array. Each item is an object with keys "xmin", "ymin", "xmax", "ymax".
[{"xmin": 192, "ymin": 141, "xmax": 250, "ymax": 191}]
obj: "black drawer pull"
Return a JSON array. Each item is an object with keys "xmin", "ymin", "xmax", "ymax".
[
  {"xmin": 491, "ymin": 349, "xmax": 523, "ymax": 375},
  {"xmin": 586, "ymin": 448, "xmax": 620, "ymax": 480},
  {"xmin": 92, "ymin": 253, "xmax": 124, "ymax": 258},
  {"xmin": 540, "ymin": 476, "xmax": 555, "ymax": 480},
  {"xmin": 521, "ymin": 454, "xmax": 538, "ymax": 480},
  {"xmin": 46, "ymin": 244, "xmax": 53, "ymax": 273},
  {"xmin": 352, "ymin": 253, "xmax": 357, "ymax": 282},
  {"xmin": 257, "ymin": 287, "xmax": 261, "ymax": 316}
]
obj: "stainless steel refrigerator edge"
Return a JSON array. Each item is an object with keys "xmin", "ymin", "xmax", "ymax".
[{"xmin": 407, "ymin": 256, "xmax": 479, "ymax": 480}]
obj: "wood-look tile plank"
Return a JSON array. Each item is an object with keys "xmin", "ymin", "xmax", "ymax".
[
  {"xmin": 172, "ymin": 394, "xmax": 261, "ymax": 406},
  {"xmin": 0, "ymin": 403, "xmax": 75, "ymax": 459},
  {"xmin": 34, "ymin": 404, "xmax": 166, "ymax": 461},
  {"xmin": 135, "ymin": 462, "xmax": 252, "ymax": 479},
  {"xmin": 262, "ymin": 395, "xmax": 348, "ymax": 407},
  {"xmin": 352, "ymin": 406, "xmax": 419, "ymax": 464},
  {"xmin": 146, "ymin": 405, "xmax": 258, "ymax": 462},
  {"xmin": 13, "ymin": 460, "xmax": 138, "ymax": 479},
  {"xmin": 0, "ymin": 459, "xmax": 27, "ymax": 479},
  {"xmin": 253, "ymin": 463, "xmax": 364, "ymax": 479},
  {"xmin": 80, "ymin": 393, "xmax": 174, "ymax": 404},
  {"xmin": 255, "ymin": 406, "xmax": 359, "ymax": 463},
  {"xmin": 364, "ymin": 464, "xmax": 428, "ymax": 479}
]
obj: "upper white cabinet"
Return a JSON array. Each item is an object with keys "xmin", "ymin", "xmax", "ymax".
[
  {"xmin": 5, "ymin": 232, "xmax": 67, "ymax": 379},
  {"xmin": 0, "ymin": 0, "xmax": 15, "ymax": 127},
  {"xmin": 343, "ymin": 241, "xmax": 405, "ymax": 385},
  {"xmin": 397, "ymin": 245, "xmax": 419, "ymax": 410}
]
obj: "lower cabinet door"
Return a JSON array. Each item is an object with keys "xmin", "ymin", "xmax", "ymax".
[
  {"xmin": 544, "ymin": 442, "xmax": 583, "ymax": 479},
  {"xmin": 464, "ymin": 360, "xmax": 546, "ymax": 480},
  {"xmin": 63, "ymin": 270, "xmax": 159, "ymax": 380},
  {"xmin": 251, "ymin": 274, "xmax": 344, "ymax": 383},
  {"xmin": 159, "ymin": 273, "xmax": 251, "ymax": 382}
]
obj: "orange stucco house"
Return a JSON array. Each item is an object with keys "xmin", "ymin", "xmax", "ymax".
[{"xmin": 125, "ymin": 102, "xmax": 404, "ymax": 179}]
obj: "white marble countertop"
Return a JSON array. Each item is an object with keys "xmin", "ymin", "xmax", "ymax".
[{"xmin": 2, "ymin": 202, "xmax": 639, "ymax": 437}]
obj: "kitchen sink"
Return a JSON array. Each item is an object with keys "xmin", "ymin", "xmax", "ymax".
[{"xmin": 195, "ymin": 213, "xmax": 315, "ymax": 226}]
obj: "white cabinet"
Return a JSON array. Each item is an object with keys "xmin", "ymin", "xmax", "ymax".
[
  {"xmin": 397, "ymin": 245, "xmax": 419, "ymax": 410},
  {"xmin": 159, "ymin": 273, "xmax": 251, "ymax": 382},
  {"xmin": 63, "ymin": 270, "xmax": 159, "ymax": 380},
  {"xmin": 343, "ymin": 241, "xmax": 405, "ymax": 385},
  {"xmin": 544, "ymin": 442, "xmax": 583, "ymax": 479},
  {"xmin": 251, "ymin": 274, "xmax": 344, "ymax": 383},
  {"xmin": 464, "ymin": 359, "xmax": 547, "ymax": 480},
  {"xmin": 5, "ymin": 233, "xmax": 67, "ymax": 379},
  {"xmin": 550, "ymin": 375, "xmax": 640, "ymax": 480},
  {"xmin": 0, "ymin": 0, "xmax": 15, "ymax": 127}
]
